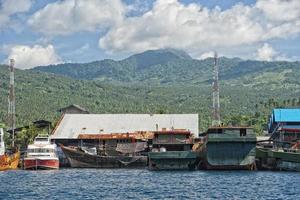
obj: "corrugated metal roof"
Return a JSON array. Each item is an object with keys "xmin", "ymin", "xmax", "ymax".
[
  {"xmin": 51, "ymin": 114, "xmax": 199, "ymax": 139},
  {"xmin": 273, "ymin": 109, "xmax": 300, "ymax": 122}
]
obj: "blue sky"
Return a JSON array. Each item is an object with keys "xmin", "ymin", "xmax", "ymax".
[{"xmin": 0, "ymin": 0, "xmax": 299, "ymax": 69}]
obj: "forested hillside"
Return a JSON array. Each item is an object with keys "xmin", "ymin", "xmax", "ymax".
[
  {"xmin": 33, "ymin": 49, "xmax": 300, "ymax": 88},
  {"xmin": 1, "ymin": 49, "xmax": 300, "ymax": 134}
]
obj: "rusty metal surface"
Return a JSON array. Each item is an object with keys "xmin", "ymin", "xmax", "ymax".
[
  {"xmin": 78, "ymin": 131, "xmax": 154, "ymax": 140},
  {"xmin": 153, "ymin": 130, "xmax": 191, "ymax": 135}
]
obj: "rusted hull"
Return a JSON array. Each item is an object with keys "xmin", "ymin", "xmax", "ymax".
[
  {"xmin": 23, "ymin": 158, "xmax": 59, "ymax": 170},
  {"xmin": 0, "ymin": 151, "xmax": 20, "ymax": 171},
  {"xmin": 61, "ymin": 146, "xmax": 147, "ymax": 168}
]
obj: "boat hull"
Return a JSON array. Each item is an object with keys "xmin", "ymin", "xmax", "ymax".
[
  {"xmin": 0, "ymin": 151, "xmax": 20, "ymax": 171},
  {"xmin": 148, "ymin": 151, "xmax": 199, "ymax": 170},
  {"xmin": 23, "ymin": 158, "xmax": 59, "ymax": 170},
  {"xmin": 201, "ymin": 142, "xmax": 256, "ymax": 170},
  {"xmin": 61, "ymin": 146, "xmax": 147, "ymax": 168},
  {"xmin": 256, "ymin": 147, "xmax": 300, "ymax": 171}
]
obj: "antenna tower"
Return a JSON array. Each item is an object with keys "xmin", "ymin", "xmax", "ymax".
[
  {"xmin": 8, "ymin": 59, "xmax": 16, "ymax": 147},
  {"xmin": 212, "ymin": 52, "xmax": 221, "ymax": 126}
]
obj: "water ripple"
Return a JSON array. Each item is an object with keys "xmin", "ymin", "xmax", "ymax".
[{"xmin": 0, "ymin": 169, "xmax": 299, "ymax": 200}]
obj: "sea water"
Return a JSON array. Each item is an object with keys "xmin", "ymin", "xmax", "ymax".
[{"xmin": 0, "ymin": 169, "xmax": 299, "ymax": 199}]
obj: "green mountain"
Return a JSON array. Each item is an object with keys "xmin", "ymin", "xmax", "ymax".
[
  {"xmin": 32, "ymin": 49, "xmax": 300, "ymax": 87},
  {"xmin": 1, "ymin": 49, "xmax": 300, "ymax": 135}
]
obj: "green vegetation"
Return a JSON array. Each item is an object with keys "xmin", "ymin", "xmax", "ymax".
[{"xmin": 1, "ymin": 49, "xmax": 300, "ymax": 142}]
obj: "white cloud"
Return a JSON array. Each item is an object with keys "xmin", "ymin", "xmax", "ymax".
[
  {"xmin": 256, "ymin": 43, "xmax": 277, "ymax": 61},
  {"xmin": 6, "ymin": 44, "xmax": 62, "ymax": 69},
  {"xmin": 99, "ymin": 0, "xmax": 300, "ymax": 57},
  {"xmin": 0, "ymin": 0, "xmax": 32, "ymax": 29},
  {"xmin": 28, "ymin": 0, "xmax": 125, "ymax": 35},
  {"xmin": 256, "ymin": 0, "xmax": 300, "ymax": 22},
  {"xmin": 256, "ymin": 43, "xmax": 290, "ymax": 61},
  {"xmin": 198, "ymin": 51, "xmax": 215, "ymax": 60}
]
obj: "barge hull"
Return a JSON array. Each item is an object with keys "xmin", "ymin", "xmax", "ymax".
[
  {"xmin": 203, "ymin": 142, "xmax": 256, "ymax": 170},
  {"xmin": 148, "ymin": 151, "xmax": 199, "ymax": 170},
  {"xmin": 256, "ymin": 147, "xmax": 300, "ymax": 171}
]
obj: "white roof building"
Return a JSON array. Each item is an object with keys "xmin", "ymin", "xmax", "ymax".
[{"xmin": 51, "ymin": 114, "xmax": 199, "ymax": 139}]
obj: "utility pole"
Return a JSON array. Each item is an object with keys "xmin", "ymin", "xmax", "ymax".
[
  {"xmin": 8, "ymin": 59, "xmax": 16, "ymax": 147},
  {"xmin": 212, "ymin": 52, "xmax": 221, "ymax": 126}
]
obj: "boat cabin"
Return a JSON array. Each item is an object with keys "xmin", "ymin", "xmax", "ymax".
[
  {"xmin": 76, "ymin": 133, "xmax": 150, "ymax": 156},
  {"xmin": 152, "ymin": 130, "xmax": 193, "ymax": 152},
  {"xmin": 206, "ymin": 126, "xmax": 256, "ymax": 138},
  {"xmin": 26, "ymin": 136, "xmax": 57, "ymax": 157}
]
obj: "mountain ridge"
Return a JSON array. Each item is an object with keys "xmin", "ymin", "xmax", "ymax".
[{"xmin": 31, "ymin": 48, "xmax": 299, "ymax": 87}]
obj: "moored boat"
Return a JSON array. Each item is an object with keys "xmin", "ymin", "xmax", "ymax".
[
  {"xmin": 61, "ymin": 145, "xmax": 147, "ymax": 168},
  {"xmin": 148, "ymin": 130, "xmax": 200, "ymax": 170},
  {"xmin": 61, "ymin": 132, "xmax": 148, "ymax": 168},
  {"xmin": 23, "ymin": 136, "xmax": 59, "ymax": 170},
  {"xmin": 256, "ymin": 109, "xmax": 300, "ymax": 171},
  {"xmin": 200, "ymin": 126, "xmax": 257, "ymax": 170},
  {"xmin": 0, "ymin": 127, "xmax": 20, "ymax": 171}
]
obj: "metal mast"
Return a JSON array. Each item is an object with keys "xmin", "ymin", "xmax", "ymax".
[
  {"xmin": 8, "ymin": 59, "xmax": 16, "ymax": 147},
  {"xmin": 212, "ymin": 52, "xmax": 221, "ymax": 126}
]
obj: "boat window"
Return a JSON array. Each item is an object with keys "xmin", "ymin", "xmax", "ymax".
[
  {"xmin": 35, "ymin": 138, "xmax": 49, "ymax": 142},
  {"xmin": 240, "ymin": 129, "xmax": 247, "ymax": 137},
  {"xmin": 28, "ymin": 148, "xmax": 54, "ymax": 153}
]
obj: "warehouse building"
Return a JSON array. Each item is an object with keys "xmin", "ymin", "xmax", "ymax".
[{"xmin": 51, "ymin": 113, "xmax": 199, "ymax": 145}]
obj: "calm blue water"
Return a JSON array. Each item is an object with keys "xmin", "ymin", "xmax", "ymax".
[{"xmin": 0, "ymin": 169, "xmax": 299, "ymax": 200}]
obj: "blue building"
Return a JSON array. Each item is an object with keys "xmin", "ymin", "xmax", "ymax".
[{"xmin": 268, "ymin": 109, "xmax": 300, "ymax": 147}]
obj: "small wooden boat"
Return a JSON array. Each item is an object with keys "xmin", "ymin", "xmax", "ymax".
[
  {"xmin": 0, "ymin": 128, "xmax": 20, "ymax": 171},
  {"xmin": 23, "ymin": 136, "xmax": 59, "ymax": 170},
  {"xmin": 61, "ymin": 143, "xmax": 147, "ymax": 168}
]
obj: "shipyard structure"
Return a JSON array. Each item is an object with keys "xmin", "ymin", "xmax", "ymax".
[
  {"xmin": 50, "ymin": 109, "xmax": 199, "ymax": 168},
  {"xmin": 257, "ymin": 109, "xmax": 300, "ymax": 171}
]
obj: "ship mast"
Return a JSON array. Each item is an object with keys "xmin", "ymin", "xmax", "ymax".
[
  {"xmin": 212, "ymin": 52, "xmax": 221, "ymax": 126},
  {"xmin": 8, "ymin": 59, "xmax": 16, "ymax": 147}
]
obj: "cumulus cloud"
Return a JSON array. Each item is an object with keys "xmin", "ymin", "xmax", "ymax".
[
  {"xmin": 6, "ymin": 44, "xmax": 62, "ymax": 69},
  {"xmin": 28, "ymin": 0, "xmax": 125, "ymax": 35},
  {"xmin": 99, "ymin": 0, "xmax": 300, "ymax": 56},
  {"xmin": 0, "ymin": 0, "xmax": 32, "ymax": 29},
  {"xmin": 256, "ymin": 43, "xmax": 290, "ymax": 61},
  {"xmin": 256, "ymin": 0, "xmax": 300, "ymax": 22},
  {"xmin": 256, "ymin": 43, "xmax": 277, "ymax": 61}
]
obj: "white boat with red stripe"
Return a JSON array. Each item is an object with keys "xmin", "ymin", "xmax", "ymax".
[{"xmin": 24, "ymin": 136, "xmax": 59, "ymax": 170}]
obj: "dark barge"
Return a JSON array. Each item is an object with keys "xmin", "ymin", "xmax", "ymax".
[{"xmin": 200, "ymin": 126, "xmax": 257, "ymax": 170}]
